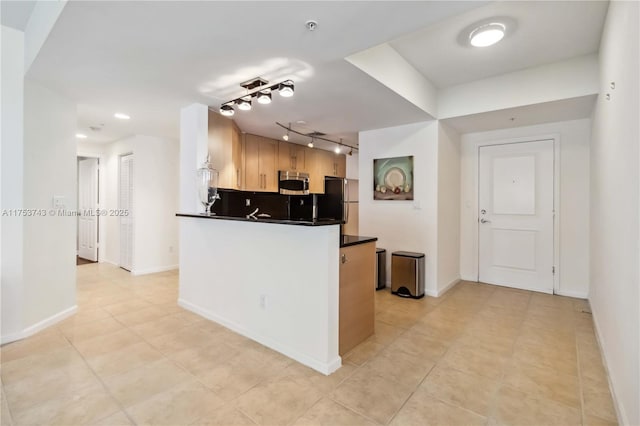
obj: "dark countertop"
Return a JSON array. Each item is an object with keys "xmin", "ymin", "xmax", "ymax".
[
  {"xmin": 176, "ymin": 213, "xmax": 342, "ymax": 227},
  {"xmin": 340, "ymin": 235, "xmax": 378, "ymax": 248}
]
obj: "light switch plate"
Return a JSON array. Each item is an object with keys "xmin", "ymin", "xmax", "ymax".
[{"xmin": 52, "ymin": 196, "xmax": 66, "ymax": 209}]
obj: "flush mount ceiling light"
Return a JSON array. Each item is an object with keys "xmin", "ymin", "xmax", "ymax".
[
  {"xmin": 469, "ymin": 23, "xmax": 505, "ymax": 47},
  {"xmin": 458, "ymin": 16, "xmax": 517, "ymax": 48},
  {"xmin": 75, "ymin": 133, "xmax": 87, "ymax": 139},
  {"xmin": 114, "ymin": 112, "xmax": 130, "ymax": 120},
  {"xmin": 218, "ymin": 77, "xmax": 294, "ymax": 117}
]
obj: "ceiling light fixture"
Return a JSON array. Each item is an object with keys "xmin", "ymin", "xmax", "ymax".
[
  {"xmin": 220, "ymin": 103, "xmax": 235, "ymax": 117},
  {"xmin": 218, "ymin": 77, "xmax": 294, "ymax": 117},
  {"xmin": 276, "ymin": 122, "xmax": 358, "ymax": 154},
  {"xmin": 458, "ymin": 17, "xmax": 516, "ymax": 48},
  {"xmin": 469, "ymin": 23, "xmax": 505, "ymax": 47},
  {"xmin": 257, "ymin": 90, "xmax": 272, "ymax": 104},
  {"xmin": 279, "ymin": 81, "xmax": 295, "ymax": 97},
  {"xmin": 114, "ymin": 112, "xmax": 130, "ymax": 120},
  {"xmin": 75, "ymin": 133, "xmax": 87, "ymax": 139},
  {"xmin": 237, "ymin": 97, "xmax": 252, "ymax": 111},
  {"xmin": 283, "ymin": 124, "xmax": 290, "ymax": 141}
]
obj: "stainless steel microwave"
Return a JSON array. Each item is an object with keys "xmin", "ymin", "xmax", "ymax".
[{"xmin": 278, "ymin": 171, "xmax": 309, "ymax": 195}]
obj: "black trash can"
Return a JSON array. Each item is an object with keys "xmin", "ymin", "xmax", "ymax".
[
  {"xmin": 376, "ymin": 248, "xmax": 386, "ymax": 290},
  {"xmin": 391, "ymin": 251, "xmax": 425, "ymax": 299}
]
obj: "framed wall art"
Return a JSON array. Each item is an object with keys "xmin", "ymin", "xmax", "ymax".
[{"xmin": 373, "ymin": 155, "xmax": 414, "ymax": 200}]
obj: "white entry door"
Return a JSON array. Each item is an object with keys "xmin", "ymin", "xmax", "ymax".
[
  {"xmin": 119, "ymin": 154, "xmax": 134, "ymax": 271},
  {"xmin": 478, "ymin": 140, "xmax": 554, "ymax": 293},
  {"xmin": 78, "ymin": 158, "xmax": 99, "ymax": 261}
]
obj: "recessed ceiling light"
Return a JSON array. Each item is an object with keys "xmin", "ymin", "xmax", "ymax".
[
  {"xmin": 458, "ymin": 17, "xmax": 516, "ymax": 48},
  {"xmin": 75, "ymin": 133, "xmax": 87, "ymax": 139},
  {"xmin": 469, "ymin": 23, "xmax": 505, "ymax": 47},
  {"xmin": 114, "ymin": 112, "xmax": 130, "ymax": 120}
]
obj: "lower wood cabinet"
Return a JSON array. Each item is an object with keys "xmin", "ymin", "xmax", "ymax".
[{"xmin": 339, "ymin": 242, "xmax": 375, "ymax": 355}]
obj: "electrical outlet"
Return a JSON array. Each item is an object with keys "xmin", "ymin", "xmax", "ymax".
[
  {"xmin": 245, "ymin": 199, "xmax": 251, "ymax": 206},
  {"xmin": 52, "ymin": 196, "xmax": 66, "ymax": 209},
  {"xmin": 259, "ymin": 294, "xmax": 267, "ymax": 309}
]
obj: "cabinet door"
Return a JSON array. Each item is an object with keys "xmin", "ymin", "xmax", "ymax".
[
  {"xmin": 231, "ymin": 123, "xmax": 243, "ymax": 189},
  {"xmin": 291, "ymin": 144, "xmax": 306, "ymax": 172},
  {"xmin": 278, "ymin": 141, "xmax": 293, "ymax": 171},
  {"xmin": 308, "ymin": 149, "xmax": 327, "ymax": 193},
  {"xmin": 335, "ymin": 154, "xmax": 346, "ymax": 178},
  {"xmin": 339, "ymin": 243, "xmax": 375, "ymax": 355},
  {"xmin": 244, "ymin": 134, "xmax": 261, "ymax": 191},
  {"xmin": 260, "ymin": 138, "xmax": 278, "ymax": 192}
]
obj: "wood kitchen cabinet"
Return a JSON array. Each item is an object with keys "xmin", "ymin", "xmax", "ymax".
[
  {"xmin": 309, "ymin": 149, "xmax": 347, "ymax": 193},
  {"xmin": 339, "ymin": 241, "xmax": 375, "ymax": 355},
  {"xmin": 244, "ymin": 134, "xmax": 278, "ymax": 192},
  {"xmin": 278, "ymin": 141, "xmax": 307, "ymax": 172},
  {"xmin": 207, "ymin": 111, "xmax": 242, "ymax": 190}
]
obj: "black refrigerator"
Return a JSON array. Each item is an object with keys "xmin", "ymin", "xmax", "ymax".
[{"xmin": 317, "ymin": 177, "xmax": 359, "ymax": 234}]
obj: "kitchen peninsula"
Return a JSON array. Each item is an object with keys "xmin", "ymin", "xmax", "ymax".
[{"xmin": 177, "ymin": 213, "xmax": 376, "ymax": 375}]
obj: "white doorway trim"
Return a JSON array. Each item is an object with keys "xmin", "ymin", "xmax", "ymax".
[
  {"xmin": 470, "ymin": 134, "xmax": 561, "ymax": 294},
  {"xmin": 76, "ymin": 152, "xmax": 106, "ymax": 263}
]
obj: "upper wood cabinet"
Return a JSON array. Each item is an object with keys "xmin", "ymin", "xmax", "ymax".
[
  {"xmin": 244, "ymin": 134, "xmax": 278, "ymax": 192},
  {"xmin": 278, "ymin": 141, "xmax": 307, "ymax": 172},
  {"xmin": 207, "ymin": 111, "xmax": 242, "ymax": 190},
  {"xmin": 309, "ymin": 149, "xmax": 347, "ymax": 193}
]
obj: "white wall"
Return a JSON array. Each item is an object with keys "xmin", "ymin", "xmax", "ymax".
[
  {"xmin": 1, "ymin": 25, "xmax": 26, "ymax": 339},
  {"xmin": 179, "ymin": 218, "xmax": 341, "ymax": 375},
  {"xmin": 437, "ymin": 123, "xmax": 461, "ymax": 293},
  {"xmin": 346, "ymin": 152, "xmax": 359, "ymax": 180},
  {"xmin": 439, "ymin": 54, "xmax": 599, "ymax": 119},
  {"xmin": 22, "ymin": 79, "xmax": 77, "ymax": 327},
  {"xmin": 460, "ymin": 119, "xmax": 591, "ymax": 298},
  {"xmin": 133, "ymin": 135, "xmax": 179, "ymax": 274},
  {"xmin": 589, "ymin": 1, "xmax": 640, "ymax": 424},
  {"xmin": 82, "ymin": 135, "xmax": 179, "ymax": 275},
  {"xmin": 359, "ymin": 121, "xmax": 440, "ymax": 295}
]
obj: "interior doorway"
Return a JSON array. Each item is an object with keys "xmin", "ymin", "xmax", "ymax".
[
  {"xmin": 77, "ymin": 156, "xmax": 99, "ymax": 263},
  {"xmin": 478, "ymin": 139, "xmax": 555, "ymax": 294}
]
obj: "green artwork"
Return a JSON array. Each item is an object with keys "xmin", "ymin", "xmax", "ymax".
[{"xmin": 373, "ymin": 156, "xmax": 414, "ymax": 200}]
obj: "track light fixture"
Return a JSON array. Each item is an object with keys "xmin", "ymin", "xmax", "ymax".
[
  {"xmin": 276, "ymin": 122, "xmax": 358, "ymax": 154},
  {"xmin": 219, "ymin": 78, "xmax": 294, "ymax": 116}
]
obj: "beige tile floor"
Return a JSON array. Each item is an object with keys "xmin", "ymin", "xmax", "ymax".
[{"xmin": 0, "ymin": 264, "xmax": 618, "ymax": 426}]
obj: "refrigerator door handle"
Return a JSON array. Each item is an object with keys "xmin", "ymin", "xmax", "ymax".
[{"xmin": 344, "ymin": 179, "xmax": 350, "ymax": 223}]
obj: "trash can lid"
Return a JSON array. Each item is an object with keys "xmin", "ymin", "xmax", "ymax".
[
  {"xmin": 376, "ymin": 248, "xmax": 386, "ymax": 253},
  {"xmin": 392, "ymin": 251, "xmax": 425, "ymax": 258}
]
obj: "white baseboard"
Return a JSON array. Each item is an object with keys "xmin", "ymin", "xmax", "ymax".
[
  {"xmin": 589, "ymin": 305, "xmax": 626, "ymax": 425},
  {"xmin": 132, "ymin": 264, "xmax": 179, "ymax": 276},
  {"xmin": 460, "ymin": 273, "xmax": 477, "ymax": 282},
  {"xmin": 425, "ymin": 277, "xmax": 460, "ymax": 298},
  {"xmin": 1, "ymin": 305, "xmax": 77, "ymax": 345},
  {"xmin": 554, "ymin": 289, "xmax": 588, "ymax": 299},
  {"xmin": 178, "ymin": 298, "xmax": 341, "ymax": 376},
  {"xmin": 101, "ymin": 259, "xmax": 119, "ymax": 266}
]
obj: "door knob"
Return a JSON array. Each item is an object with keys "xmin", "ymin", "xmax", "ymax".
[
  {"xmin": 480, "ymin": 218, "xmax": 491, "ymax": 224},
  {"xmin": 480, "ymin": 209, "xmax": 486, "ymax": 214}
]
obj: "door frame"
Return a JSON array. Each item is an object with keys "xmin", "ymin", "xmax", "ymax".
[
  {"xmin": 76, "ymin": 153, "xmax": 104, "ymax": 263},
  {"xmin": 473, "ymin": 134, "xmax": 560, "ymax": 294},
  {"xmin": 118, "ymin": 153, "xmax": 135, "ymax": 272}
]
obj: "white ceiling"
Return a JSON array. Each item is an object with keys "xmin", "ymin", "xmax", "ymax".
[
  {"xmin": 26, "ymin": 0, "xmax": 485, "ymax": 145},
  {"xmin": 390, "ymin": 0, "xmax": 608, "ymax": 88},
  {"xmin": 1, "ymin": 0, "xmax": 37, "ymax": 31},
  {"xmin": 24, "ymin": 1, "xmax": 607, "ymax": 147}
]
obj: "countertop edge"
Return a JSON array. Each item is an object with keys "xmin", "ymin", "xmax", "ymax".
[
  {"xmin": 340, "ymin": 235, "xmax": 378, "ymax": 248},
  {"xmin": 176, "ymin": 213, "xmax": 342, "ymax": 227}
]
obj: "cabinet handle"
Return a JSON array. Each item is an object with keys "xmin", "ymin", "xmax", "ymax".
[{"xmin": 236, "ymin": 169, "xmax": 240, "ymax": 188}]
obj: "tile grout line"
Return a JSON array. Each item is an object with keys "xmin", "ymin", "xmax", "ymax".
[{"xmin": 60, "ymin": 332, "xmax": 139, "ymax": 426}]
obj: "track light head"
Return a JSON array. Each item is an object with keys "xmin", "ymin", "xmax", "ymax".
[
  {"xmin": 279, "ymin": 81, "xmax": 295, "ymax": 97},
  {"xmin": 257, "ymin": 90, "xmax": 272, "ymax": 104},
  {"xmin": 220, "ymin": 103, "xmax": 235, "ymax": 117},
  {"xmin": 308, "ymin": 138, "xmax": 314, "ymax": 148},
  {"xmin": 237, "ymin": 97, "xmax": 252, "ymax": 111},
  {"xmin": 282, "ymin": 133, "xmax": 289, "ymax": 141},
  {"xmin": 334, "ymin": 146, "xmax": 341, "ymax": 154}
]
